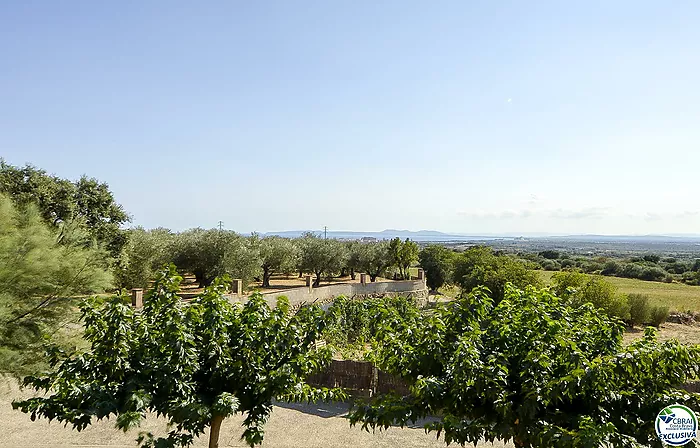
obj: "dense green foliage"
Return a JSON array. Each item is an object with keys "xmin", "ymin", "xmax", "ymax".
[
  {"xmin": 418, "ymin": 245, "xmax": 456, "ymax": 291},
  {"xmin": 388, "ymin": 238, "xmax": 419, "ymax": 280},
  {"xmin": 323, "ymin": 295, "xmax": 420, "ymax": 359},
  {"xmin": 297, "ymin": 234, "xmax": 348, "ymax": 286},
  {"xmin": 13, "ymin": 266, "xmax": 343, "ymax": 448},
  {"xmin": 169, "ymin": 229, "xmax": 261, "ymax": 288},
  {"xmin": 552, "ymin": 270, "xmax": 631, "ymax": 321},
  {"xmin": 258, "ymin": 236, "xmax": 300, "ymax": 287},
  {"xmin": 0, "ymin": 160, "xmax": 130, "ymax": 257},
  {"xmin": 0, "ymin": 194, "xmax": 112, "ymax": 375},
  {"xmin": 116, "ymin": 227, "xmax": 174, "ymax": 289},
  {"xmin": 356, "ymin": 240, "xmax": 391, "ymax": 282},
  {"xmin": 627, "ymin": 293, "xmax": 651, "ymax": 327},
  {"xmin": 452, "ymin": 246, "xmax": 541, "ymax": 303},
  {"xmin": 524, "ymin": 249, "xmax": 700, "ymax": 286},
  {"xmin": 551, "ymin": 271, "xmax": 671, "ymax": 326},
  {"xmin": 350, "ymin": 285, "xmax": 700, "ymax": 447}
]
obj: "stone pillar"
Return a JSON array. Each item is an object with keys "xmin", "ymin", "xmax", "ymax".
[
  {"xmin": 131, "ymin": 288, "xmax": 143, "ymax": 308},
  {"xmin": 231, "ymin": 279, "xmax": 243, "ymax": 295},
  {"xmin": 305, "ymin": 275, "xmax": 313, "ymax": 292},
  {"xmin": 417, "ymin": 268, "xmax": 425, "ymax": 282},
  {"xmin": 360, "ymin": 273, "xmax": 368, "ymax": 285}
]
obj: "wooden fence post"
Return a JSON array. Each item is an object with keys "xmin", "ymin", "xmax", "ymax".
[{"xmin": 131, "ymin": 288, "xmax": 143, "ymax": 308}]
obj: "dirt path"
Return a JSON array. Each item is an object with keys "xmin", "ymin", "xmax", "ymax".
[{"xmin": 1, "ymin": 380, "xmax": 511, "ymax": 448}]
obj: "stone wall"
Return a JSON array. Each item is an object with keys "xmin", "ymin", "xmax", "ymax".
[{"xmin": 227, "ymin": 278, "xmax": 429, "ymax": 308}]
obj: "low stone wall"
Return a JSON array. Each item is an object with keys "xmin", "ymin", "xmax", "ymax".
[{"xmin": 228, "ymin": 279, "xmax": 428, "ymax": 308}]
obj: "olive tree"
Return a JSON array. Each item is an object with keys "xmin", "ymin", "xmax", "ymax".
[
  {"xmin": 172, "ymin": 229, "xmax": 260, "ymax": 287},
  {"xmin": 115, "ymin": 227, "xmax": 175, "ymax": 289},
  {"xmin": 358, "ymin": 241, "xmax": 391, "ymax": 282},
  {"xmin": 259, "ymin": 236, "xmax": 301, "ymax": 287},
  {"xmin": 345, "ymin": 241, "xmax": 363, "ymax": 280},
  {"xmin": 298, "ymin": 236, "xmax": 348, "ymax": 286},
  {"xmin": 350, "ymin": 285, "xmax": 700, "ymax": 447},
  {"xmin": 14, "ymin": 266, "xmax": 343, "ymax": 448}
]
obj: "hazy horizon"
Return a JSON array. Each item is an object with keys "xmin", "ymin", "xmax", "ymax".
[{"xmin": 2, "ymin": 1, "xmax": 699, "ymax": 235}]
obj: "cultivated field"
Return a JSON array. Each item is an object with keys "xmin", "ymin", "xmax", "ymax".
[{"xmin": 537, "ymin": 270, "xmax": 700, "ymax": 312}]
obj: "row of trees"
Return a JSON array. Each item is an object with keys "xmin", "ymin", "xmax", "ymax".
[
  {"xmin": 523, "ymin": 249, "xmax": 700, "ymax": 285},
  {"xmin": 14, "ymin": 269, "xmax": 700, "ymax": 447},
  {"xmin": 419, "ymin": 245, "xmax": 670, "ymax": 326},
  {"xmin": 117, "ymin": 229, "xmax": 421, "ymax": 289}
]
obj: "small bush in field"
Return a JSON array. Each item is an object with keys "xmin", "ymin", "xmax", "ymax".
[
  {"xmin": 649, "ymin": 305, "xmax": 670, "ymax": 327},
  {"xmin": 627, "ymin": 293, "xmax": 650, "ymax": 327}
]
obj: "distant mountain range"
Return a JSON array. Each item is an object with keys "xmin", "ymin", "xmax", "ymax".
[{"xmin": 263, "ymin": 229, "xmax": 700, "ymax": 243}]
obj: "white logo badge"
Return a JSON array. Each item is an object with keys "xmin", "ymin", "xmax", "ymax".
[{"xmin": 656, "ymin": 404, "xmax": 698, "ymax": 446}]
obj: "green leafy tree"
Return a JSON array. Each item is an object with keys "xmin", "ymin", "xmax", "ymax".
[
  {"xmin": 418, "ymin": 245, "xmax": 456, "ymax": 291},
  {"xmin": 452, "ymin": 246, "xmax": 541, "ymax": 303},
  {"xmin": 0, "ymin": 160, "xmax": 130, "ymax": 256},
  {"xmin": 552, "ymin": 270, "xmax": 630, "ymax": 320},
  {"xmin": 0, "ymin": 194, "xmax": 112, "ymax": 375},
  {"xmin": 116, "ymin": 227, "xmax": 175, "ymax": 289},
  {"xmin": 357, "ymin": 241, "xmax": 391, "ymax": 282},
  {"xmin": 388, "ymin": 238, "xmax": 419, "ymax": 280},
  {"xmin": 172, "ymin": 229, "xmax": 260, "ymax": 287},
  {"xmin": 258, "ymin": 236, "xmax": 300, "ymax": 287},
  {"xmin": 298, "ymin": 236, "xmax": 348, "ymax": 286},
  {"xmin": 14, "ymin": 266, "xmax": 344, "ymax": 448},
  {"xmin": 345, "ymin": 241, "xmax": 363, "ymax": 280},
  {"xmin": 350, "ymin": 285, "xmax": 700, "ymax": 448}
]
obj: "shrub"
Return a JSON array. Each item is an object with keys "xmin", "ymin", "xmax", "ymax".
[
  {"xmin": 552, "ymin": 271, "xmax": 629, "ymax": 320},
  {"xmin": 640, "ymin": 266, "xmax": 667, "ymax": 282},
  {"xmin": 600, "ymin": 260, "xmax": 619, "ymax": 276},
  {"xmin": 643, "ymin": 254, "xmax": 661, "ymax": 263},
  {"xmin": 540, "ymin": 259, "xmax": 560, "ymax": 271},
  {"xmin": 538, "ymin": 250, "xmax": 559, "ymax": 259},
  {"xmin": 627, "ymin": 293, "xmax": 650, "ymax": 327},
  {"xmin": 560, "ymin": 259, "xmax": 576, "ymax": 269},
  {"xmin": 649, "ymin": 305, "xmax": 670, "ymax": 327}
]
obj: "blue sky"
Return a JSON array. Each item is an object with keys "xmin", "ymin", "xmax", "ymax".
[{"xmin": 2, "ymin": 1, "xmax": 699, "ymax": 235}]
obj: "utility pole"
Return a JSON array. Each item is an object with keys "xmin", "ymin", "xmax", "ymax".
[
  {"xmin": 218, "ymin": 221, "xmax": 224, "ymax": 231},
  {"xmin": 324, "ymin": 226, "xmax": 327, "ymax": 239}
]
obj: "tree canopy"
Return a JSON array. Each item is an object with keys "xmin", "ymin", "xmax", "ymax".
[
  {"xmin": 388, "ymin": 238, "xmax": 419, "ymax": 280},
  {"xmin": 0, "ymin": 160, "xmax": 130, "ymax": 256},
  {"xmin": 357, "ymin": 241, "xmax": 391, "ymax": 282},
  {"xmin": 297, "ymin": 235, "xmax": 348, "ymax": 286},
  {"xmin": 258, "ymin": 236, "xmax": 300, "ymax": 287},
  {"xmin": 350, "ymin": 285, "xmax": 700, "ymax": 447},
  {"xmin": 452, "ymin": 246, "xmax": 541, "ymax": 302},
  {"xmin": 0, "ymin": 194, "xmax": 112, "ymax": 375},
  {"xmin": 14, "ymin": 266, "xmax": 344, "ymax": 448},
  {"xmin": 418, "ymin": 245, "xmax": 456, "ymax": 291}
]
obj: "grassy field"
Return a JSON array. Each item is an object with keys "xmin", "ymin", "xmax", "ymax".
[{"xmin": 537, "ymin": 270, "xmax": 700, "ymax": 312}]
